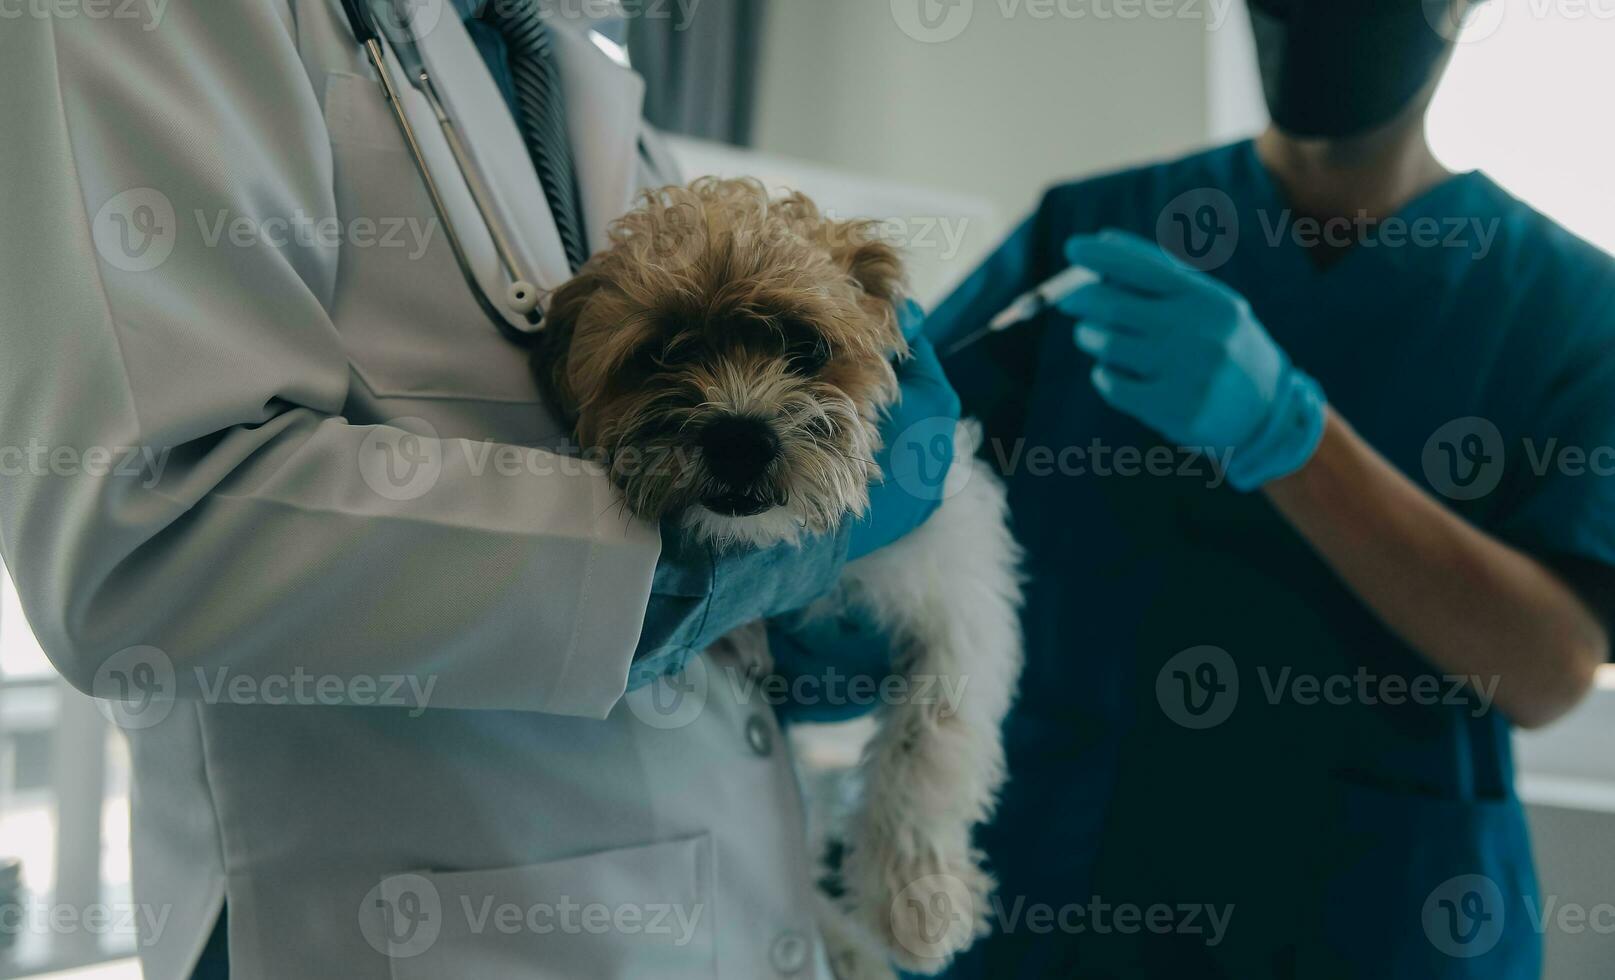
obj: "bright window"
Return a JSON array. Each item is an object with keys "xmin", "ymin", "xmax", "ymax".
[{"xmin": 1427, "ymin": 0, "xmax": 1615, "ymax": 257}]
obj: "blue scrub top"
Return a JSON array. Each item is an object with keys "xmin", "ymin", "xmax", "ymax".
[{"xmin": 931, "ymin": 140, "xmax": 1615, "ymax": 979}]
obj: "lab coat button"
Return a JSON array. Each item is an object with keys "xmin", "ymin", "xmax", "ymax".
[
  {"xmin": 770, "ymin": 930, "xmax": 809, "ymax": 974},
  {"xmin": 745, "ymin": 714, "xmax": 773, "ymax": 756}
]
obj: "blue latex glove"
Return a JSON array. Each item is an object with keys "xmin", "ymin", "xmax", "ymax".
[
  {"xmin": 765, "ymin": 607, "xmax": 894, "ymax": 724},
  {"xmin": 847, "ymin": 299, "xmax": 963, "ymax": 559},
  {"xmin": 1059, "ymin": 231, "xmax": 1327, "ymax": 492}
]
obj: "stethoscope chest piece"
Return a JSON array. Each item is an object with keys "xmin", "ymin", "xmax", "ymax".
[{"xmin": 341, "ymin": 0, "xmax": 547, "ymax": 347}]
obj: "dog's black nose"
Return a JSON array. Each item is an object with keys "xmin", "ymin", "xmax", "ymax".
[{"xmin": 700, "ymin": 415, "xmax": 781, "ymax": 489}]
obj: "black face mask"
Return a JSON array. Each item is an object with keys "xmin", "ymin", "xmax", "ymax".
[{"xmin": 1248, "ymin": 0, "xmax": 1457, "ymax": 139}]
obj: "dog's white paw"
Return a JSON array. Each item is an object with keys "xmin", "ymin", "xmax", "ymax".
[
  {"xmin": 849, "ymin": 843, "xmax": 994, "ymax": 974},
  {"xmin": 816, "ymin": 892, "xmax": 900, "ymax": 980}
]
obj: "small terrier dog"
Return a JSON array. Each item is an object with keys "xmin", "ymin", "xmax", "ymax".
[{"xmin": 532, "ymin": 178, "xmax": 1023, "ymax": 977}]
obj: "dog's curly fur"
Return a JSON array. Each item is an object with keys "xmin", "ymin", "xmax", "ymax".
[{"xmin": 533, "ymin": 178, "xmax": 1024, "ymax": 977}]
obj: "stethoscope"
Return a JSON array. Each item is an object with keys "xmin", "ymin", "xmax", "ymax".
[{"xmin": 339, "ymin": 0, "xmax": 543, "ymax": 346}]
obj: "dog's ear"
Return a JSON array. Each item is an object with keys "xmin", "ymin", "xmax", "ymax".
[
  {"xmin": 831, "ymin": 223, "xmax": 905, "ymax": 309},
  {"xmin": 829, "ymin": 223, "xmax": 908, "ymax": 358},
  {"xmin": 529, "ymin": 270, "xmax": 601, "ymax": 430}
]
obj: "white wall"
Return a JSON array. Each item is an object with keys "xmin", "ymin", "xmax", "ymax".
[
  {"xmin": 752, "ymin": 0, "xmax": 1260, "ymax": 241},
  {"xmin": 1204, "ymin": 0, "xmax": 1267, "ymax": 141}
]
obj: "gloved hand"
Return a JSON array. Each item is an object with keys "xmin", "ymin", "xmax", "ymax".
[
  {"xmin": 847, "ymin": 299, "xmax": 963, "ymax": 559},
  {"xmin": 1058, "ymin": 230, "xmax": 1327, "ymax": 492},
  {"xmin": 766, "ymin": 605, "xmax": 895, "ymax": 724}
]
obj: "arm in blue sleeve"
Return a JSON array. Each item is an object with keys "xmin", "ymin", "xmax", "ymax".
[{"xmin": 629, "ymin": 524, "xmax": 853, "ymax": 689}]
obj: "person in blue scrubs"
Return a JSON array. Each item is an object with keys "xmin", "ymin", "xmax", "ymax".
[{"xmin": 915, "ymin": 0, "xmax": 1615, "ymax": 976}]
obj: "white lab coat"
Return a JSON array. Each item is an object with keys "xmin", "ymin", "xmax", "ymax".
[{"xmin": 0, "ymin": 3, "xmax": 830, "ymax": 977}]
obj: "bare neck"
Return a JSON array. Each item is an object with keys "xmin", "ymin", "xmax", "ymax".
[{"xmin": 1254, "ymin": 113, "xmax": 1454, "ymax": 223}]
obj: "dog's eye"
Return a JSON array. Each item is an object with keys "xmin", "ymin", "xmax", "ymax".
[
  {"xmin": 627, "ymin": 343, "xmax": 664, "ymax": 373},
  {"xmin": 629, "ymin": 338, "xmax": 700, "ymax": 372},
  {"xmin": 787, "ymin": 342, "xmax": 830, "ymax": 376},
  {"xmin": 781, "ymin": 320, "xmax": 830, "ymax": 375},
  {"xmin": 660, "ymin": 339, "xmax": 703, "ymax": 366}
]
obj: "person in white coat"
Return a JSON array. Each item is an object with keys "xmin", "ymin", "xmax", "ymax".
[{"xmin": 0, "ymin": 2, "xmax": 959, "ymax": 977}]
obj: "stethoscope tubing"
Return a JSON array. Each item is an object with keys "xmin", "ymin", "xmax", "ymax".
[{"xmin": 344, "ymin": 0, "xmax": 542, "ymax": 347}]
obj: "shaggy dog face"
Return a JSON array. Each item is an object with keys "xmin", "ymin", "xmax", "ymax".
[{"xmin": 533, "ymin": 178, "xmax": 908, "ymax": 546}]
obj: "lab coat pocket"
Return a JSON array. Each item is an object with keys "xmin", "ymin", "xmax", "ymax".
[
  {"xmin": 320, "ymin": 71, "xmax": 545, "ymax": 406},
  {"xmin": 378, "ymin": 834, "xmax": 717, "ymax": 980},
  {"xmin": 1316, "ymin": 781, "xmax": 1541, "ymax": 979}
]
